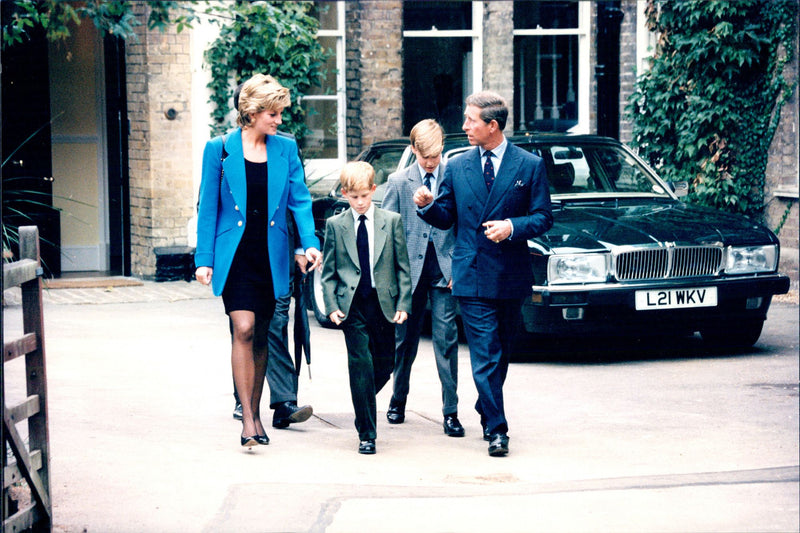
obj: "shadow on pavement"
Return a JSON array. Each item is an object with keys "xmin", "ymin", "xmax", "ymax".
[{"xmin": 510, "ymin": 332, "xmax": 778, "ymax": 365}]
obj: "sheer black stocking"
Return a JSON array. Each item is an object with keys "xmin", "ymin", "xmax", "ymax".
[{"xmin": 229, "ymin": 310, "xmax": 270, "ymax": 438}]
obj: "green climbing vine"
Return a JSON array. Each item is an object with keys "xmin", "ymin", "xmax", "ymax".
[
  {"xmin": 774, "ymin": 200, "xmax": 796, "ymax": 236},
  {"xmin": 1, "ymin": 0, "xmax": 201, "ymax": 48},
  {"xmin": 628, "ymin": 0, "xmax": 797, "ymax": 220},
  {"xmin": 203, "ymin": 1, "xmax": 329, "ymax": 145}
]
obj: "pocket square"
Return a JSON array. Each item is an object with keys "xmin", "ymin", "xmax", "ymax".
[{"xmin": 514, "ymin": 179, "xmax": 525, "ymax": 187}]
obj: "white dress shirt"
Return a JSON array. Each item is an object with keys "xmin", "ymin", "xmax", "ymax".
[
  {"xmin": 479, "ymin": 137, "xmax": 508, "ymax": 177},
  {"xmin": 418, "ymin": 164, "xmax": 440, "ymax": 196}
]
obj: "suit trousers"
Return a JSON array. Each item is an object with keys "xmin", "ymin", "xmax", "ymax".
[
  {"xmin": 392, "ymin": 244, "xmax": 459, "ymax": 415},
  {"xmin": 457, "ymin": 296, "xmax": 523, "ymax": 435},
  {"xmin": 266, "ymin": 292, "xmax": 298, "ymax": 407},
  {"xmin": 342, "ymin": 289, "xmax": 396, "ymax": 440},
  {"xmin": 231, "ymin": 292, "xmax": 298, "ymax": 408}
]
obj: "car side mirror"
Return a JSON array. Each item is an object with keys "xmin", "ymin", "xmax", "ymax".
[{"xmin": 668, "ymin": 181, "xmax": 689, "ymax": 198}]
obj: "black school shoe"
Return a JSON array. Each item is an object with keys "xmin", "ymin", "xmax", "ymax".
[
  {"xmin": 443, "ymin": 414, "xmax": 465, "ymax": 437},
  {"xmin": 272, "ymin": 401, "xmax": 313, "ymax": 429},
  {"xmin": 386, "ymin": 398, "xmax": 406, "ymax": 424},
  {"xmin": 358, "ymin": 439, "xmax": 376, "ymax": 454}
]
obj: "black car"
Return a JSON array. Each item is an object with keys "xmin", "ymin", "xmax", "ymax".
[{"xmin": 306, "ymin": 133, "xmax": 790, "ymax": 349}]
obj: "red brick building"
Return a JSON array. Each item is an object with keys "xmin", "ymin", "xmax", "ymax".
[{"xmin": 2, "ymin": 1, "xmax": 796, "ymax": 279}]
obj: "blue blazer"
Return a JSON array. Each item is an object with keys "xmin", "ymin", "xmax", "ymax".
[
  {"xmin": 195, "ymin": 129, "xmax": 320, "ymax": 297},
  {"xmin": 418, "ymin": 142, "xmax": 553, "ymax": 299}
]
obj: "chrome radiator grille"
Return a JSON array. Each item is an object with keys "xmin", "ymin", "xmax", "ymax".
[{"xmin": 613, "ymin": 245, "xmax": 722, "ymax": 281}]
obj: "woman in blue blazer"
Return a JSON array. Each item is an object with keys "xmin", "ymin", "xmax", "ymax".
[{"xmin": 195, "ymin": 74, "xmax": 321, "ymax": 447}]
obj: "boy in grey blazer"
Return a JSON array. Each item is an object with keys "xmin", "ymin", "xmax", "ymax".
[
  {"xmin": 321, "ymin": 161, "xmax": 412, "ymax": 454},
  {"xmin": 382, "ymin": 119, "xmax": 463, "ymax": 437}
]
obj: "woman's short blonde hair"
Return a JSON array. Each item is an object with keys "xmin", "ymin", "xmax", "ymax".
[
  {"xmin": 340, "ymin": 161, "xmax": 375, "ymax": 192},
  {"xmin": 237, "ymin": 73, "xmax": 292, "ymax": 128},
  {"xmin": 409, "ymin": 119, "xmax": 444, "ymax": 158}
]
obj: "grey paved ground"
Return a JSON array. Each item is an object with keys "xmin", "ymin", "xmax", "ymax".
[{"xmin": 2, "ymin": 278, "xmax": 798, "ymax": 532}]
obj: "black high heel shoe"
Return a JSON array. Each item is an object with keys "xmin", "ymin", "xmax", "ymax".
[
  {"xmin": 241, "ymin": 435, "xmax": 258, "ymax": 447},
  {"xmin": 254, "ymin": 434, "xmax": 269, "ymax": 445}
]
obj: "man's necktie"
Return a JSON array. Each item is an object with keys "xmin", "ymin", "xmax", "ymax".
[
  {"xmin": 423, "ymin": 172, "xmax": 433, "ymax": 191},
  {"xmin": 484, "ymin": 151, "xmax": 495, "ymax": 190},
  {"xmin": 356, "ymin": 214, "xmax": 371, "ymax": 297}
]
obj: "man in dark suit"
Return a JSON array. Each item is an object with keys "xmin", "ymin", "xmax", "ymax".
[
  {"xmin": 414, "ymin": 91, "xmax": 553, "ymax": 456},
  {"xmin": 382, "ymin": 119, "xmax": 463, "ymax": 437}
]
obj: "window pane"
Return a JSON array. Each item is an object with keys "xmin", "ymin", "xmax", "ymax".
[
  {"xmin": 403, "ymin": 1, "xmax": 472, "ymax": 31},
  {"xmin": 403, "ymin": 37, "xmax": 471, "ymax": 135},
  {"xmin": 305, "ymin": 36, "xmax": 337, "ymax": 96},
  {"xmin": 310, "ymin": 1, "xmax": 338, "ymax": 30},
  {"xmin": 299, "ymin": 99, "xmax": 338, "ymax": 159},
  {"xmin": 514, "ymin": 1, "xmax": 578, "ymax": 30},
  {"xmin": 514, "ymin": 35, "xmax": 578, "ymax": 132}
]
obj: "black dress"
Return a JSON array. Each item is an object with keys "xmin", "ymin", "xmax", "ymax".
[{"xmin": 222, "ymin": 159, "xmax": 275, "ymax": 319}]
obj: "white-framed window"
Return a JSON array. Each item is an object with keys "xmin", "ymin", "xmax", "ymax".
[
  {"xmin": 401, "ymin": 1, "xmax": 484, "ymax": 135},
  {"xmin": 513, "ymin": 1, "xmax": 591, "ymax": 134},
  {"xmin": 636, "ymin": 0, "xmax": 658, "ymax": 75},
  {"xmin": 301, "ymin": 1, "xmax": 346, "ymax": 178}
]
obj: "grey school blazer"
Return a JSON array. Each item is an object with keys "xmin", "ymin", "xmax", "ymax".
[{"xmin": 320, "ymin": 206, "xmax": 412, "ymax": 323}]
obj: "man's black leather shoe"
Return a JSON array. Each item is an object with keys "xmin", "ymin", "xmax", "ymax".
[
  {"xmin": 480, "ymin": 420, "xmax": 491, "ymax": 441},
  {"xmin": 358, "ymin": 439, "xmax": 376, "ymax": 454},
  {"xmin": 488, "ymin": 433, "xmax": 509, "ymax": 457},
  {"xmin": 272, "ymin": 402, "xmax": 313, "ymax": 429},
  {"xmin": 386, "ymin": 400, "xmax": 405, "ymax": 424},
  {"xmin": 443, "ymin": 414, "xmax": 465, "ymax": 437}
]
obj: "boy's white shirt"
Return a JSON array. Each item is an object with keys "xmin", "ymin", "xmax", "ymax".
[{"xmin": 349, "ymin": 202, "xmax": 376, "ymax": 287}]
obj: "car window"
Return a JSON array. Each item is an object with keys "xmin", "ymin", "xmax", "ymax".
[
  {"xmin": 360, "ymin": 145, "xmax": 408, "ymax": 186},
  {"xmin": 306, "ymin": 176, "xmax": 340, "ymax": 197},
  {"xmin": 580, "ymin": 146, "xmax": 668, "ymax": 195},
  {"xmin": 443, "ymin": 142, "xmax": 670, "ymax": 198}
]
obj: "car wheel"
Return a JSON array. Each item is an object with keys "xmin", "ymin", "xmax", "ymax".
[
  {"xmin": 306, "ymin": 266, "xmax": 335, "ymax": 328},
  {"xmin": 700, "ymin": 319, "xmax": 764, "ymax": 350}
]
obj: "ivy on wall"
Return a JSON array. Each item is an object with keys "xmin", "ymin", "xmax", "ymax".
[
  {"xmin": 628, "ymin": 0, "xmax": 797, "ymax": 221},
  {"xmin": 3, "ymin": 0, "xmax": 329, "ymax": 146},
  {"xmin": 203, "ymin": 1, "xmax": 329, "ymax": 144},
  {"xmin": 1, "ymin": 0, "xmax": 199, "ymax": 48}
]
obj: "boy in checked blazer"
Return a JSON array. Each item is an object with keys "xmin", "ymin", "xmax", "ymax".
[
  {"xmin": 321, "ymin": 161, "xmax": 412, "ymax": 454},
  {"xmin": 382, "ymin": 119, "xmax": 463, "ymax": 437}
]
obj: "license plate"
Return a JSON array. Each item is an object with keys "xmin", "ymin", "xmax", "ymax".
[{"xmin": 635, "ymin": 287, "xmax": 717, "ymax": 310}]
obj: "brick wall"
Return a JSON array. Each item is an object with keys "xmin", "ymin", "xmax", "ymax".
[
  {"xmin": 345, "ymin": 1, "xmax": 403, "ymax": 158},
  {"xmin": 483, "ymin": 2, "xmax": 515, "ymax": 134},
  {"xmin": 126, "ymin": 4, "xmax": 194, "ymax": 278},
  {"xmin": 589, "ymin": 4, "xmax": 597, "ymax": 134},
  {"xmin": 765, "ymin": 28, "xmax": 799, "ymax": 278},
  {"xmin": 618, "ymin": 0, "xmax": 638, "ymax": 144}
]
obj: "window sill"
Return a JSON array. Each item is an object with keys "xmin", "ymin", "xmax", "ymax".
[{"xmin": 773, "ymin": 189, "xmax": 799, "ymax": 200}]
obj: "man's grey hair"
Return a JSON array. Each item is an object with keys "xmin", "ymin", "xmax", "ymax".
[{"xmin": 465, "ymin": 91, "xmax": 508, "ymax": 131}]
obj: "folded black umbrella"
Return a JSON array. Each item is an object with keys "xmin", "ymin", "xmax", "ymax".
[{"xmin": 293, "ymin": 268, "xmax": 312, "ymax": 379}]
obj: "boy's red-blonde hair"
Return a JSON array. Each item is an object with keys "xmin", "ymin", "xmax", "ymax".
[{"xmin": 340, "ymin": 161, "xmax": 375, "ymax": 192}]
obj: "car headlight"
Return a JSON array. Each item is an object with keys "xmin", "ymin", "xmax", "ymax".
[
  {"xmin": 547, "ymin": 254, "xmax": 608, "ymax": 284},
  {"xmin": 725, "ymin": 244, "xmax": 778, "ymax": 274}
]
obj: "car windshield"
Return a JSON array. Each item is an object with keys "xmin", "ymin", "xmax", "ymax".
[{"xmin": 444, "ymin": 142, "xmax": 673, "ymax": 199}]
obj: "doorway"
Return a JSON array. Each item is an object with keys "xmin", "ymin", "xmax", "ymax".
[
  {"xmin": 1, "ymin": 15, "xmax": 60, "ymax": 277},
  {"xmin": 2, "ymin": 17, "xmax": 130, "ymax": 277}
]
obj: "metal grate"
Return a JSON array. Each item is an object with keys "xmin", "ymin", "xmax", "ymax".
[{"xmin": 614, "ymin": 245, "xmax": 722, "ymax": 281}]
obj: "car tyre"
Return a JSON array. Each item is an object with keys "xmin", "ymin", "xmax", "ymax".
[
  {"xmin": 700, "ymin": 318, "xmax": 764, "ymax": 350},
  {"xmin": 307, "ymin": 266, "xmax": 336, "ymax": 328}
]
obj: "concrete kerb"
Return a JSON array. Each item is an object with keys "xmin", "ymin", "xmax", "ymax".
[{"xmin": 2, "ymin": 278, "xmax": 215, "ymax": 306}]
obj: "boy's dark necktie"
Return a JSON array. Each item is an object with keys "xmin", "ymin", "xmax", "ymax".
[
  {"xmin": 356, "ymin": 214, "xmax": 371, "ymax": 297},
  {"xmin": 423, "ymin": 172, "xmax": 433, "ymax": 191}
]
